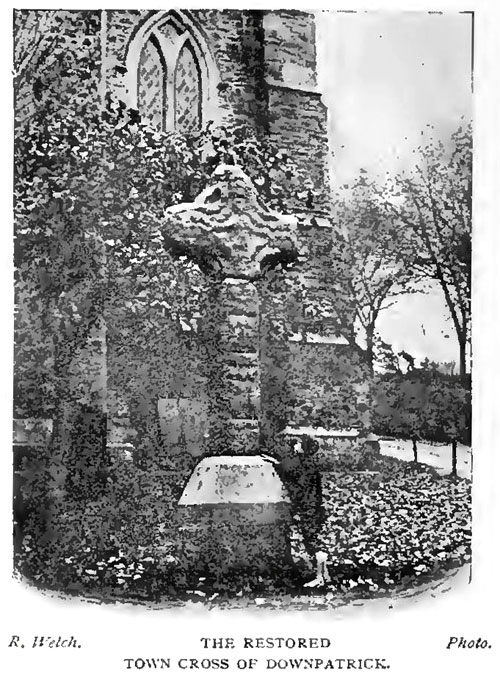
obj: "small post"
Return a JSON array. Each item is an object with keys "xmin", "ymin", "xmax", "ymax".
[
  {"xmin": 412, "ymin": 437, "xmax": 418, "ymax": 463},
  {"xmin": 451, "ymin": 439, "xmax": 457, "ymax": 478}
]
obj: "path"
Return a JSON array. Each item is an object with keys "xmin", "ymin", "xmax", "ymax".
[{"xmin": 378, "ymin": 438, "xmax": 472, "ymax": 479}]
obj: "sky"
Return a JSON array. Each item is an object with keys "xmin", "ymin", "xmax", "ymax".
[{"xmin": 315, "ymin": 11, "xmax": 473, "ymax": 369}]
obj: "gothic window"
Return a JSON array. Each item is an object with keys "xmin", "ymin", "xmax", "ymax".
[
  {"xmin": 174, "ymin": 42, "xmax": 202, "ymax": 134},
  {"xmin": 135, "ymin": 25, "xmax": 205, "ymax": 134},
  {"xmin": 138, "ymin": 36, "xmax": 166, "ymax": 132}
]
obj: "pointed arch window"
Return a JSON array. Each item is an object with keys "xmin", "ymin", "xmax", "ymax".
[
  {"xmin": 138, "ymin": 36, "xmax": 166, "ymax": 131},
  {"xmin": 134, "ymin": 24, "xmax": 205, "ymax": 134},
  {"xmin": 174, "ymin": 42, "xmax": 202, "ymax": 133}
]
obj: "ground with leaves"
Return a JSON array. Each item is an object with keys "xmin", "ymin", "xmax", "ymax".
[
  {"xmin": 16, "ymin": 448, "xmax": 471, "ymax": 606},
  {"xmin": 318, "ymin": 452, "xmax": 470, "ymax": 594}
]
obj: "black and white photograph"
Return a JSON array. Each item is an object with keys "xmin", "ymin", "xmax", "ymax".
[{"xmin": 3, "ymin": 1, "xmax": 498, "ymax": 678}]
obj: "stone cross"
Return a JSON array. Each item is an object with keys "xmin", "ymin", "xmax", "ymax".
[{"xmin": 160, "ymin": 164, "xmax": 298, "ymax": 454}]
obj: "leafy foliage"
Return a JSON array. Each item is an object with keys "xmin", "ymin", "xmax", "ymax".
[
  {"xmin": 372, "ymin": 371, "xmax": 470, "ymax": 445},
  {"xmin": 15, "ymin": 101, "xmax": 305, "ymax": 455}
]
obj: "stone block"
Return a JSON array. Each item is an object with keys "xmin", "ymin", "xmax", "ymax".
[{"xmin": 175, "ymin": 455, "xmax": 292, "ymax": 585}]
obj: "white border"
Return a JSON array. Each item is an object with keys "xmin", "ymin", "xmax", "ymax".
[{"xmin": 1, "ymin": 2, "xmax": 498, "ymax": 679}]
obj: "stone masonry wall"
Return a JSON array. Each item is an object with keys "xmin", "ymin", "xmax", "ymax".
[
  {"xmin": 267, "ymin": 86, "xmax": 331, "ymax": 211},
  {"xmin": 263, "ymin": 10, "xmax": 317, "ymax": 90}
]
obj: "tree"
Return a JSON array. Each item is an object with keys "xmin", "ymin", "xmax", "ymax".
[
  {"xmin": 334, "ymin": 171, "xmax": 421, "ymax": 374},
  {"xmin": 390, "ymin": 122, "xmax": 472, "ymax": 387}
]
